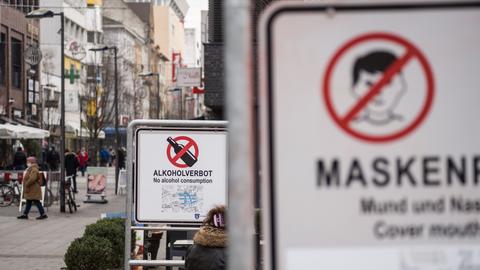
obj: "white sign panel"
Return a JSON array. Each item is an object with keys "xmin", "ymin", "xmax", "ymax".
[
  {"xmin": 135, "ymin": 128, "xmax": 227, "ymax": 223},
  {"xmin": 65, "ymin": 89, "xmax": 79, "ymax": 112},
  {"xmin": 176, "ymin": 68, "xmax": 202, "ymax": 87},
  {"xmin": 259, "ymin": 3, "xmax": 480, "ymax": 270}
]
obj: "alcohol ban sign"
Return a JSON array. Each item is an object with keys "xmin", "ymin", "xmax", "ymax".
[
  {"xmin": 135, "ymin": 127, "xmax": 227, "ymax": 223},
  {"xmin": 259, "ymin": 3, "xmax": 480, "ymax": 270}
]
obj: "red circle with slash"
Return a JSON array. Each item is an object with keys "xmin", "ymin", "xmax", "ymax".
[
  {"xmin": 323, "ymin": 32, "xmax": 435, "ymax": 143},
  {"xmin": 166, "ymin": 136, "xmax": 199, "ymax": 168}
]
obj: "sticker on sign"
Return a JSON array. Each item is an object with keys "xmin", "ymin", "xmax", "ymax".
[{"xmin": 259, "ymin": 2, "xmax": 480, "ymax": 270}]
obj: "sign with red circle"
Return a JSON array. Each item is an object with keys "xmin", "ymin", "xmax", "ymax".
[
  {"xmin": 323, "ymin": 32, "xmax": 435, "ymax": 143},
  {"xmin": 166, "ymin": 136, "xmax": 199, "ymax": 168}
]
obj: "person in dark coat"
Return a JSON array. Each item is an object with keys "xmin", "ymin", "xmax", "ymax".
[
  {"xmin": 17, "ymin": 156, "xmax": 47, "ymax": 220},
  {"xmin": 117, "ymin": 147, "xmax": 126, "ymax": 170},
  {"xmin": 13, "ymin": 147, "xmax": 27, "ymax": 170},
  {"xmin": 185, "ymin": 206, "xmax": 227, "ymax": 270},
  {"xmin": 46, "ymin": 146, "xmax": 60, "ymax": 171},
  {"xmin": 65, "ymin": 149, "xmax": 79, "ymax": 193}
]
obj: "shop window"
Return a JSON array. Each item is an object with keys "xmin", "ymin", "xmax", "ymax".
[
  {"xmin": 11, "ymin": 37, "xmax": 22, "ymax": 89},
  {"xmin": 0, "ymin": 33, "xmax": 5, "ymax": 85}
]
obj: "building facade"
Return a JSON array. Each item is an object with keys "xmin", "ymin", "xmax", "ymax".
[
  {"xmin": 0, "ymin": 1, "xmax": 41, "ymax": 126},
  {"xmin": 204, "ymin": 0, "xmax": 277, "ymax": 119},
  {"xmin": 102, "ymin": 0, "xmax": 152, "ymax": 122},
  {"xmin": 39, "ymin": 0, "xmax": 103, "ymax": 150},
  {"xmin": 150, "ymin": 0, "xmax": 188, "ymax": 119}
]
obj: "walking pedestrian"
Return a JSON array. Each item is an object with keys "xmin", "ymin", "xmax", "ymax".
[
  {"xmin": 65, "ymin": 149, "xmax": 79, "ymax": 193},
  {"xmin": 109, "ymin": 147, "xmax": 116, "ymax": 167},
  {"xmin": 99, "ymin": 147, "xmax": 110, "ymax": 167},
  {"xmin": 77, "ymin": 147, "xmax": 88, "ymax": 177},
  {"xmin": 46, "ymin": 146, "xmax": 60, "ymax": 171},
  {"xmin": 13, "ymin": 147, "xmax": 27, "ymax": 170},
  {"xmin": 185, "ymin": 205, "xmax": 227, "ymax": 270},
  {"xmin": 17, "ymin": 157, "xmax": 48, "ymax": 220},
  {"xmin": 118, "ymin": 147, "xmax": 126, "ymax": 170}
]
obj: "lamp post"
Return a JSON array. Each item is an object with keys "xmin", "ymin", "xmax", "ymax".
[
  {"xmin": 139, "ymin": 72, "xmax": 161, "ymax": 119},
  {"xmin": 89, "ymin": 46, "xmax": 119, "ymax": 194},
  {"xmin": 26, "ymin": 9, "xmax": 66, "ymax": 212}
]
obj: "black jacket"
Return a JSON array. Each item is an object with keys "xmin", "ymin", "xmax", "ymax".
[
  {"xmin": 65, "ymin": 152, "xmax": 79, "ymax": 175},
  {"xmin": 46, "ymin": 150, "xmax": 60, "ymax": 170},
  {"xmin": 13, "ymin": 151, "xmax": 27, "ymax": 169},
  {"xmin": 185, "ymin": 226, "xmax": 226, "ymax": 270}
]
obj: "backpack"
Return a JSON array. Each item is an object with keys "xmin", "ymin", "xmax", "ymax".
[{"xmin": 38, "ymin": 171, "xmax": 46, "ymax": 186}]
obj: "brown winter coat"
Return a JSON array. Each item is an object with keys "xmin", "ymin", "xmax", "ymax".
[{"xmin": 23, "ymin": 164, "xmax": 42, "ymax": 200}]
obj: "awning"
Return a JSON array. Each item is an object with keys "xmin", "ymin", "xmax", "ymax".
[
  {"xmin": 0, "ymin": 124, "xmax": 50, "ymax": 139},
  {"xmin": 103, "ymin": 127, "xmax": 127, "ymax": 135}
]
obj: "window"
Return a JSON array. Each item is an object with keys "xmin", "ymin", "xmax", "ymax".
[
  {"xmin": 11, "ymin": 37, "xmax": 22, "ymax": 89},
  {"xmin": 87, "ymin": 31, "xmax": 95, "ymax": 43},
  {"xmin": 97, "ymin": 33, "xmax": 103, "ymax": 44},
  {"xmin": 0, "ymin": 33, "xmax": 5, "ymax": 85},
  {"xmin": 86, "ymin": 65, "xmax": 96, "ymax": 80}
]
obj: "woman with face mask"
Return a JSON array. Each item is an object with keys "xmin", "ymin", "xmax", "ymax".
[{"xmin": 17, "ymin": 156, "xmax": 47, "ymax": 220}]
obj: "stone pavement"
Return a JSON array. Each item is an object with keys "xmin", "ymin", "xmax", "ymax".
[{"xmin": 0, "ymin": 168, "xmax": 126, "ymax": 270}]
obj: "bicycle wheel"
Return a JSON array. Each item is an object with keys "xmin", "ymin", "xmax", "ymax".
[
  {"xmin": 70, "ymin": 188, "xmax": 76, "ymax": 202},
  {"xmin": 67, "ymin": 198, "xmax": 73, "ymax": 213},
  {"xmin": 66, "ymin": 190, "xmax": 75, "ymax": 213},
  {"xmin": 43, "ymin": 189, "xmax": 53, "ymax": 207},
  {"xmin": 0, "ymin": 185, "xmax": 14, "ymax": 207},
  {"xmin": 72, "ymin": 198, "xmax": 77, "ymax": 212}
]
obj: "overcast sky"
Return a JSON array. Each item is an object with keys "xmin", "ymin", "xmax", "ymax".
[{"xmin": 184, "ymin": 0, "xmax": 208, "ymax": 32}]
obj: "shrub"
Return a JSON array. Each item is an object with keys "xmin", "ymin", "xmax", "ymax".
[
  {"xmin": 84, "ymin": 219, "xmax": 125, "ymax": 268},
  {"xmin": 64, "ymin": 235, "xmax": 115, "ymax": 270}
]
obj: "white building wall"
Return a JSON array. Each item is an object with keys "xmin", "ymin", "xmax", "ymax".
[{"xmin": 184, "ymin": 28, "xmax": 199, "ymax": 68}]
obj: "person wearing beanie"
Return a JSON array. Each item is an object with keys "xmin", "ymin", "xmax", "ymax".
[
  {"xmin": 185, "ymin": 205, "xmax": 227, "ymax": 270},
  {"xmin": 17, "ymin": 156, "xmax": 48, "ymax": 220}
]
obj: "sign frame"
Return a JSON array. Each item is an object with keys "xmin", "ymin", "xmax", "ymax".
[
  {"xmin": 134, "ymin": 122, "xmax": 228, "ymax": 224},
  {"xmin": 24, "ymin": 45, "xmax": 42, "ymax": 66},
  {"xmin": 258, "ymin": 2, "xmax": 480, "ymax": 270}
]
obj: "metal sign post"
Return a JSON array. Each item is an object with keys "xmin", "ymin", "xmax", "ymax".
[
  {"xmin": 224, "ymin": 0, "xmax": 255, "ymax": 270},
  {"xmin": 125, "ymin": 120, "xmax": 227, "ymax": 269},
  {"xmin": 259, "ymin": 2, "xmax": 480, "ymax": 270}
]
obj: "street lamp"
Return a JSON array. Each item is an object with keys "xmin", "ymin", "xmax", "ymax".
[
  {"xmin": 89, "ymin": 46, "xmax": 119, "ymax": 194},
  {"xmin": 139, "ymin": 72, "xmax": 161, "ymax": 119},
  {"xmin": 26, "ymin": 9, "xmax": 67, "ymax": 213}
]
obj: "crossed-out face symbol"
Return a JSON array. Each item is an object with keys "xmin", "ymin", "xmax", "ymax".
[
  {"xmin": 323, "ymin": 32, "xmax": 435, "ymax": 143},
  {"xmin": 351, "ymin": 50, "xmax": 407, "ymax": 125}
]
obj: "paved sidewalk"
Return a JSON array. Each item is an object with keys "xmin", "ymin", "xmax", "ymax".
[{"xmin": 0, "ymin": 168, "xmax": 125, "ymax": 270}]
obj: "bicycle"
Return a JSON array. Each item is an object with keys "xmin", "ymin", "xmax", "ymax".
[
  {"xmin": 0, "ymin": 178, "xmax": 21, "ymax": 207},
  {"xmin": 65, "ymin": 175, "xmax": 77, "ymax": 213},
  {"xmin": 43, "ymin": 171, "xmax": 60, "ymax": 207}
]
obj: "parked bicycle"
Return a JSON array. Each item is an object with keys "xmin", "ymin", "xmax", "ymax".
[
  {"xmin": 43, "ymin": 171, "xmax": 60, "ymax": 207},
  {"xmin": 0, "ymin": 178, "xmax": 22, "ymax": 207},
  {"xmin": 65, "ymin": 175, "xmax": 78, "ymax": 213}
]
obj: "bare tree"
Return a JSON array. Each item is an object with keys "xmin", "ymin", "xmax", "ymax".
[{"xmin": 82, "ymin": 54, "xmax": 115, "ymax": 165}]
